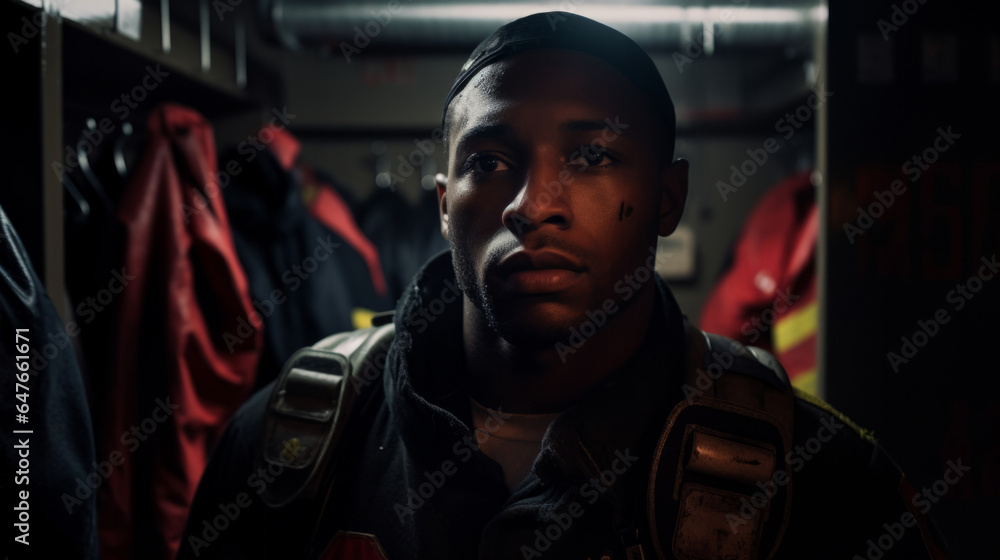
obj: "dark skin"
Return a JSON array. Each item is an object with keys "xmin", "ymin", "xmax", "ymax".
[{"xmin": 437, "ymin": 49, "xmax": 689, "ymax": 414}]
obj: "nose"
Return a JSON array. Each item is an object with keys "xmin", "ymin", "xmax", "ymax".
[{"xmin": 501, "ymin": 156, "xmax": 573, "ymax": 235}]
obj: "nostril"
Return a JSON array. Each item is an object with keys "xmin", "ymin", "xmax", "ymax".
[{"xmin": 543, "ymin": 215, "xmax": 568, "ymax": 227}]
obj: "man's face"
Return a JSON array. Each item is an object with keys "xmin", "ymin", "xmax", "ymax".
[{"xmin": 439, "ymin": 48, "xmax": 686, "ymax": 347}]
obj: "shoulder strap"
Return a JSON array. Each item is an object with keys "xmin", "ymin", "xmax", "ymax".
[
  {"xmin": 258, "ymin": 319, "xmax": 395, "ymax": 508},
  {"xmin": 646, "ymin": 323, "xmax": 795, "ymax": 560},
  {"xmin": 256, "ymin": 317, "xmax": 395, "ymax": 557}
]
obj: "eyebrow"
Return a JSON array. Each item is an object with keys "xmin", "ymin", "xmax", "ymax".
[
  {"xmin": 562, "ymin": 119, "xmax": 639, "ymax": 150},
  {"xmin": 453, "ymin": 118, "xmax": 634, "ymax": 159},
  {"xmin": 455, "ymin": 122, "xmax": 514, "ymax": 156},
  {"xmin": 561, "ymin": 120, "xmax": 611, "ymax": 133}
]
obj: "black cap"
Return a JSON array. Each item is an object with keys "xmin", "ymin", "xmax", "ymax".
[{"xmin": 442, "ymin": 11, "xmax": 676, "ymax": 157}]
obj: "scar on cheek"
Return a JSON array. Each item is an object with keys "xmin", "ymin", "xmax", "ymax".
[{"xmin": 618, "ymin": 201, "xmax": 635, "ymax": 221}]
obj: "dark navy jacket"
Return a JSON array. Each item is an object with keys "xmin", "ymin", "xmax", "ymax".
[
  {"xmin": 1, "ymin": 204, "xmax": 98, "ymax": 559},
  {"xmin": 178, "ymin": 251, "xmax": 946, "ymax": 560}
]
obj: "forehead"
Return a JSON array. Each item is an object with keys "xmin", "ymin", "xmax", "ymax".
[{"xmin": 447, "ymin": 48, "xmax": 658, "ymax": 142}]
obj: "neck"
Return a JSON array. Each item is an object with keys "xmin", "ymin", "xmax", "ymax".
[{"xmin": 463, "ymin": 285, "xmax": 658, "ymax": 414}]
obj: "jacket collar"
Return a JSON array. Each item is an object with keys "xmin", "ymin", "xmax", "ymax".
[{"xmin": 385, "ymin": 250, "xmax": 688, "ymax": 494}]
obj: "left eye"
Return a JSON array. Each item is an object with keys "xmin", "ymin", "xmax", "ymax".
[{"xmin": 568, "ymin": 146, "xmax": 613, "ymax": 168}]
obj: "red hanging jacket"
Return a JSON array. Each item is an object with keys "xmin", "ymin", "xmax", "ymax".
[
  {"xmin": 699, "ymin": 170, "xmax": 818, "ymax": 389},
  {"xmin": 98, "ymin": 103, "xmax": 262, "ymax": 560}
]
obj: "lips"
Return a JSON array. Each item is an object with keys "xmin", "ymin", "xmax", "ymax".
[{"xmin": 494, "ymin": 250, "xmax": 586, "ymax": 294}]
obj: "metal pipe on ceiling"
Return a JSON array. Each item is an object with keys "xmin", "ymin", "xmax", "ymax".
[{"xmin": 260, "ymin": 0, "xmax": 826, "ymax": 52}]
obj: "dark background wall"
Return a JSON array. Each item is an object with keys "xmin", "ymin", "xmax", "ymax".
[{"xmin": 826, "ymin": 0, "xmax": 998, "ymax": 555}]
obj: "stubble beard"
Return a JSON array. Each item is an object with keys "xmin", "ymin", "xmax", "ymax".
[{"xmin": 450, "ymin": 236, "xmax": 504, "ymax": 336}]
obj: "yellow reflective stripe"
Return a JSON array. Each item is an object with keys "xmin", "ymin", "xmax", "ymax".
[
  {"xmin": 352, "ymin": 307, "xmax": 378, "ymax": 330},
  {"xmin": 790, "ymin": 368, "xmax": 817, "ymax": 395},
  {"xmin": 774, "ymin": 300, "xmax": 818, "ymax": 354},
  {"xmin": 792, "ymin": 386, "xmax": 877, "ymax": 443}
]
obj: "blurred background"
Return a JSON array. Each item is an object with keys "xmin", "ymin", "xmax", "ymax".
[{"xmin": 1, "ymin": 0, "xmax": 996, "ymax": 558}]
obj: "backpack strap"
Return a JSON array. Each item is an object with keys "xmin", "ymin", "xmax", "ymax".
[
  {"xmin": 646, "ymin": 322, "xmax": 795, "ymax": 560},
  {"xmin": 256, "ymin": 313, "xmax": 395, "ymax": 557}
]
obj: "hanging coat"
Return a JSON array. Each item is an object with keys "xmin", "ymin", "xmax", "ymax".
[
  {"xmin": 98, "ymin": 103, "xmax": 262, "ymax": 560},
  {"xmin": 0, "ymin": 203, "xmax": 99, "ymax": 559},
  {"xmin": 699, "ymin": 170, "xmax": 818, "ymax": 391},
  {"xmin": 221, "ymin": 124, "xmax": 391, "ymax": 390},
  {"xmin": 361, "ymin": 187, "xmax": 450, "ymax": 304}
]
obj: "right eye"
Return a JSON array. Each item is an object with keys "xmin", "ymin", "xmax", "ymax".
[{"xmin": 462, "ymin": 153, "xmax": 510, "ymax": 175}]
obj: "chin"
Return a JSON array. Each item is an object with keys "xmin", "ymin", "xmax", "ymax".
[{"xmin": 487, "ymin": 299, "xmax": 586, "ymax": 349}]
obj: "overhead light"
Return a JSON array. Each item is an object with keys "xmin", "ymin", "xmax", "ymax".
[{"xmin": 323, "ymin": 4, "xmax": 827, "ymax": 25}]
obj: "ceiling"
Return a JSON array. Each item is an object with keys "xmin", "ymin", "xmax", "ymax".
[{"xmin": 257, "ymin": 0, "xmax": 826, "ymax": 53}]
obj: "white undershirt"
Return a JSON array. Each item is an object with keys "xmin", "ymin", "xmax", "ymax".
[{"xmin": 470, "ymin": 398, "xmax": 561, "ymax": 491}]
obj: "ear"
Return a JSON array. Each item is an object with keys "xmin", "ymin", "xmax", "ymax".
[
  {"xmin": 658, "ymin": 158, "xmax": 688, "ymax": 237},
  {"xmin": 435, "ymin": 172, "xmax": 450, "ymax": 240}
]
